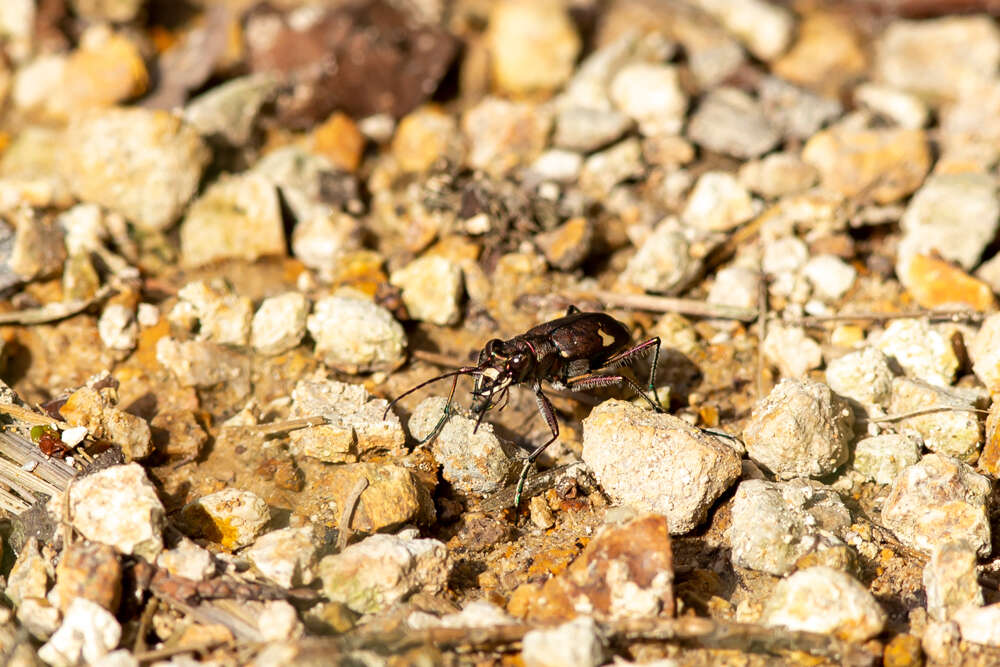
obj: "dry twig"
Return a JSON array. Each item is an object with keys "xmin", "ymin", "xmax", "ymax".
[{"xmin": 561, "ymin": 290, "xmax": 758, "ymax": 322}]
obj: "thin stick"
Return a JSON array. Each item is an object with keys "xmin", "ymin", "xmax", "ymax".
[
  {"xmin": 756, "ymin": 271, "xmax": 768, "ymax": 402},
  {"xmin": 0, "ymin": 402, "xmax": 67, "ymax": 427},
  {"xmin": 337, "ymin": 477, "xmax": 369, "ymax": 551},
  {"xmin": 869, "ymin": 406, "xmax": 990, "ymax": 422},
  {"xmin": 561, "ymin": 290, "xmax": 758, "ymax": 322},
  {"xmin": 133, "ymin": 597, "xmax": 159, "ymax": 654},
  {"xmin": 245, "ymin": 416, "xmax": 328, "ymax": 437},
  {"xmin": 795, "ymin": 308, "xmax": 985, "ymax": 327},
  {"xmin": 0, "ymin": 284, "xmax": 116, "ymax": 325}
]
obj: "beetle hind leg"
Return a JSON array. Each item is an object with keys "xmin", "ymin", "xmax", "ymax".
[{"xmin": 593, "ymin": 337, "xmax": 665, "ymax": 412}]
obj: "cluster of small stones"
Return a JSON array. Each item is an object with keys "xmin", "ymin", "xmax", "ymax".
[{"xmin": 5, "ymin": 0, "xmax": 1000, "ymax": 664}]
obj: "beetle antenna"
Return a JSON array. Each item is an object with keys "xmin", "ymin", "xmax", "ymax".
[{"xmin": 383, "ymin": 367, "xmax": 482, "ymax": 419}]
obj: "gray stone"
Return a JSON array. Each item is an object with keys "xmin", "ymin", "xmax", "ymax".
[
  {"xmin": 761, "ymin": 566, "xmax": 886, "ymax": 642},
  {"xmin": 582, "ymin": 400, "xmax": 741, "ymax": 534},
  {"xmin": 526, "ymin": 149, "xmax": 583, "ymax": 184},
  {"xmin": 743, "ymin": 379, "xmax": 854, "ymax": 479},
  {"xmin": 67, "ymin": 463, "xmax": 164, "ymax": 560},
  {"xmin": 708, "ymin": 265, "xmax": 760, "ymax": 311},
  {"xmin": 970, "ymin": 312, "xmax": 1000, "ymax": 393},
  {"xmin": 889, "ymin": 377, "xmax": 986, "ymax": 463},
  {"xmin": 759, "ymin": 76, "xmax": 842, "ymax": 140},
  {"xmin": 318, "ymin": 532, "xmax": 449, "ymax": 614},
  {"xmin": 462, "ymin": 97, "xmax": 552, "ymax": 177},
  {"xmin": 854, "ymin": 82, "xmax": 928, "ymax": 129},
  {"xmin": 681, "ymin": 171, "xmax": 756, "ymax": 232},
  {"xmin": 737, "ymin": 152, "xmax": 819, "ymax": 198},
  {"xmin": 251, "ymin": 292, "xmax": 309, "ymax": 355},
  {"xmin": 183, "ymin": 73, "xmax": 279, "ymax": 146},
  {"xmin": 409, "ymin": 396, "xmax": 517, "ymax": 496},
  {"xmin": 882, "ymin": 453, "xmax": 991, "ymax": 556},
  {"xmin": 579, "ymin": 138, "xmax": 645, "ymax": 197},
  {"xmin": 875, "ymin": 319, "xmax": 959, "ymax": 387},
  {"xmin": 897, "ymin": 172, "xmax": 999, "ymax": 271},
  {"xmin": 306, "ymin": 295, "xmax": 406, "ymax": 374},
  {"xmin": 155, "ymin": 337, "xmax": 251, "ymax": 397},
  {"xmin": 924, "ymin": 540, "xmax": 983, "ymax": 621},
  {"xmin": 64, "ymin": 108, "xmax": 209, "ymax": 232},
  {"xmin": 179, "ymin": 173, "xmax": 286, "ymax": 268},
  {"xmin": 522, "ymin": 616, "xmax": 606, "ymax": 667},
  {"xmin": 825, "ymin": 346, "xmax": 894, "ymax": 409},
  {"xmin": 553, "ymin": 107, "xmax": 632, "ymax": 152},
  {"xmin": 97, "ymin": 304, "xmax": 137, "ymax": 352},
  {"xmin": 853, "ymin": 434, "xmax": 921, "ymax": 485},
  {"xmin": 687, "ymin": 87, "xmax": 781, "ymax": 159},
  {"xmin": 728, "ymin": 479, "xmax": 852, "ymax": 575},
  {"xmin": 621, "ymin": 219, "xmax": 698, "ymax": 294}
]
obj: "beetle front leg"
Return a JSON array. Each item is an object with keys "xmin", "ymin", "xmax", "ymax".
[{"xmin": 513, "ymin": 384, "xmax": 560, "ymax": 508}]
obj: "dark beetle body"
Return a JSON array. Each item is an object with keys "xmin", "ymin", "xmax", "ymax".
[{"xmin": 385, "ymin": 306, "xmax": 663, "ymax": 506}]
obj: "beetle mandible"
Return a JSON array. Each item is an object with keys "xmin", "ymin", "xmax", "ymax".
[{"xmin": 384, "ymin": 306, "xmax": 665, "ymax": 507}]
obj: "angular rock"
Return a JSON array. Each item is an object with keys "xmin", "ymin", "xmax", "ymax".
[
  {"xmin": 889, "ymin": 377, "xmax": 985, "ymax": 463},
  {"xmin": 180, "ymin": 488, "xmax": 271, "ymax": 551},
  {"xmin": 64, "ymin": 108, "xmax": 209, "ymax": 231},
  {"xmin": 762, "ymin": 325, "xmax": 823, "ymax": 379},
  {"xmin": 875, "ymin": 319, "xmax": 959, "ymax": 387},
  {"xmin": 288, "ymin": 379, "xmax": 405, "ymax": 463},
  {"xmin": 536, "ymin": 217, "xmax": 593, "ymax": 270},
  {"xmin": 802, "ymin": 254, "xmax": 856, "ymax": 302},
  {"xmin": 729, "ymin": 479, "xmax": 852, "ymax": 576},
  {"xmin": 515, "ymin": 514, "xmax": 674, "ymax": 621},
  {"xmin": 408, "ymin": 396, "xmax": 517, "ymax": 496},
  {"xmin": 621, "ymin": 219, "xmax": 697, "ymax": 295},
  {"xmin": 553, "ymin": 107, "xmax": 632, "ymax": 153},
  {"xmin": 179, "ymin": 173, "xmax": 286, "ymax": 268},
  {"xmin": 318, "ymin": 532, "xmax": 449, "ymax": 614},
  {"xmin": 155, "ymin": 337, "xmax": 251, "ymax": 398},
  {"xmin": 37, "ymin": 598, "xmax": 121, "ymax": 667},
  {"xmin": 609, "ymin": 62, "xmax": 686, "ymax": 137},
  {"xmin": 854, "ymin": 82, "xmax": 928, "ymax": 129},
  {"xmin": 156, "ymin": 538, "xmax": 214, "ymax": 582},
  {"xmin": 969, "ymin": 313, "xmax": 1000, "ymax": 393},
  {"xmin": 487, "ymin": 0, "xmax": 580, "ymax": 97},
  {"xmin": 579, "ymin": 137, "xmax": 645, "ymax": 197},
  {"xmin": 307, "ymin": 295, "xmax": 406, "ymax": 374},
  {"xmin": 924, "ymin": 540, "xmax": 983, "ymax": 622},
  {"xmin": 681, "ymin": 171, "xmax": 755, "ymax": 232},
  {"xmin": 758, "ymin": 76, "xmax": 843, "ymax": 140},
  {"xmin": 761, "ymin": 566, "xmax": 886, "ymax": 642},
  {"xmin": 882, "ymin": 453, "xmax": 991, "ymax": 556},
  {"xmin": 462, "ymin": 97, "xmax": 552, "ymax": 177},
  {"xmin": 7, "ymin": 536, "xmax": 49, "ymax": 606},
  {"xmin": 738, "ymin": 152, "xmax": 818, "ymax": 198},
  {"xmin": 392, "ymin": 106, "xmax": 463, "ymax": 173},
  {"xmin": 825, "ymin": 346, "xmax": 894, "ymax": 409},
  {"xmin": 897, "ymin": 253, "xmax": 997, "ymax": 312},
  {"xmin": 67, "ymin": 463, "xmax": 164, "ymax": 561},
  {"xmin": 389, "ymin": 256, "xmax": 464, "ymax": 326},
  {"xmin": 708, "ymin": 265, "xmax": 760, "ymax": 312},
  {"xmin": 169, "ymin": 280, "xmax": 253, "ymax": 347},
  {"xmin": 687, "ymin": 87, "xmax": 780, "ymax": 159},
  {"xmin": 582, "ymin": 401, "xmax": 741, "ymax": 534},
  {"xmin": 743, "ymin": 379, "xmax": 854, "ymax": 479},
  {"xmin": 250, "ymin": 292, "xmax": 308, "ymax": 356},
  {"xmin": 954, "ymin": 603, "xmax": 1000, "ymax": 647},
  {"xmin": 60, "ymin": 386, "xmax": 152, "ymax": 461},
  {"xmin": 853, "ymin": 434, "xmax": 921, "ymax": 486},
  {"xmin": 246, "ymin": 526, "xmax": 319, "ymax": 588},
  {"xmin": 693, "ymin": 0, "xmax": 794, "ymax": 61},
  {"xmin": 311, "ymin": 462, "xmax": 433, "ymax": 533},
  {"xmin": 52, "ymin": 540, "xmax": 121, "ymax": 614},
  {"xmin": 183, "ymin": 73, "xmax": 279, "ymax": 146},
  {"xmin": 98, "ymin": 304, "xmax": 137, "ymax": 353},
  {"xmin": 522, "ymin": 616, "xmax": 606, "ymax": 667}
]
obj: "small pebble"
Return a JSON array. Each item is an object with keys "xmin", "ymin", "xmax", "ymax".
[
  {"xmin": 183, "ymin": 73, "xmax": 279, "ymax": 146},
  {"xmin": 882, "ymin": 453, "xmax": 991, "ymax": 556},
  {"xmin": 391, "ymin": 106, "xmax": 462, "ymax": 172},
  {"xmin": 63, "ymin": 108, "xmax": 209, "ymax": 232},
  {"xmin": 526, "ymin": 149, "xmax": 584, "ymax": 184},
  {"xmin": 970, "ymin": 313, "xmax": 1000, "ymax": 393},
  {"xmin": 290, "ymin": 210, "xmax": 361, "ymax": 278},
  {"xmin": 179, "ymin": 173, "xmax": 286, "ymax": 268},
  {"xmin": 155, "ymin": 538, "xmax": 215, "ymax": 581},
  {"xmin": 250, "ymin": 292, "xmax": 309, "ymax": 355},
  {"xmin": 306, "ymin": 295, "xmax": 406, "ymax": 374},
  {"xmin": 694, "ymin": 0, "xmax": 794, "ymax": 61},
  {"xmin": 535, "ymin": 217, "xmax": 594, "ymax": 271},
  {"xmin": 889, "ymin": 377, "xmax": 985, "ymax": 463},
  {"xmin": 7, "ymin": 536, "xmax": 49, "ymax": 607},
  {"xmin": 68, "ymin": 463, "xmax": 164, "ymax": 560},
  {"xmin": 922, "ymin": 619, "xmax": 961, "ymax": 663},
  {"xmin": 707, "ymin": 265, "xmax": 760, "ymax": 311},
  {"xmin": 802, "ymin": 254, "xmax": 856, "ymax": 302},
  {"xmin": 17, "ymin": 597, "xmax": 61, "ymax": 640},
  {"xmin": 825, "ymin": 346, "xmax": 894, "ymax": 409},
  {"xmin": 37, "ymin": 598, "xmax": 121, "ymax": 667},
  {"xmin": 246, "ymin": 526, "xmax": 319, "ymax": 588},
  {"xmin": 609, "ymin": 62, "xmax": 687, "ymax": 137},
  {"xmin": 289, "ymin": 378, "xmax": 405, "ymax": 463},
  {"xmin": 462, "ymin": 97, "xmax": 552, "ymax": 176},
  {"xmin": 897, "ymin": 172, "xmax": 999, "ymax": 271},
  {"xmin": 257, "ymin": 600, "xmax": 304, "ymax": 642},
  {"xmin": 59, "ymin": 385, "xmax": 152, "ymax": 461},
  {"xmin": 389, "ymin": 256, "xmax": 464, "ymax": 326},
  {"xmin": 737, "ymin": 151, "xmax": 819, "ymax": 198},
  {"xmin": 953, "ymin": 603, "xmax": 1000, "ymax": 646},
  {"xmin": 875, "ymin": 15, "xmax": 1000, "ymax": 103},
  {"xmin": 155, "ymin": 337, "xmax": 251, "ymax": 397},
  {"xmin": 762, "ymin": 325, "xmax": 823, "ymax": 379},
  {"xmin": 875, "ymin": 319, "xmax": 959, "ymax": 387},
  {"xmin": 923, "ymin": 540, "xmax": 983, "ymax": 621},
  {"xmin": 180, "ymin": 488, "xmax": 271, "ymax": 551},
  {"xmin": 802, "ymin": 126, "xmax": 930, "ymax": 204},
  {"xmin": 897, "ymin": 253, "xmax": 997, "ymax": 312},
  {"xmin": 579, "ymin": 137, "xmax": 645, "ymax": 197},
  {"xmin": 853, "ymin": 434, "xmax": 921, "ymax": 485},
  {"xmin": 681, "ymin": 171, "xmax": 755, "ymax": 232},
  {"xmin": 621, "ymin": 219, "xmax": 697, "ymax": 294},
  {"xmin": 522, "ymin": 616, "xmax": 606, "ymax": 667},
  {"xmin": 170, "ymin": 280, "xmax": 253, "ymax": 347},
  {"xmin": 743, "ymin": 379, "xmax": 854, "ymax": 479},
  {"xmin": 728, "ymin": 479, "xmax": 852, "ymax": 576},
  {"xmin": 408, "ymin": 600, "xmax": 514, "ymax": 629},
  {"xmin": 136, "ymin": 303, "xmax": 159, "ymax": 328},
  {"xmin": 761, "ymin": 566, "xmax": 886, "ymax": 642},
  {"xmin": 758, "ymin": 76, "xmax": 843, "ymax": 140},
  {"xmin": 853, "ymin": 82, "xmax": 928, "ymax": 129},
  {"xmin": 52, "ymin": 540, "xmax": 120, "ymax": 614},
  {"xmin": 409, "ymin": 396, "xmax": 516, "ymax": 495},
  {"xmin": 316, "ymin": 462, "xmax": 432, "ymax": 532},
  {"xmin": 487, "ymin": 0, "xmax": 580, "ymax": 97},
  {"xmin": 529, "ymin": 496, "xmax": 555, "ymax": 530},
  {"xmin": 553, "ymin": 107, "xmax": 632, "ymax": 153},
  {"xmin": 687, "ymin": 87, "xmax": 781, "ymax": 159},
  {"xmin": 318, "ymin": 532, "xmax": 449, "ymax": 614},
  {"xmin": 582, "ymin": 401, "xmax": 741, "ymax": 534}
]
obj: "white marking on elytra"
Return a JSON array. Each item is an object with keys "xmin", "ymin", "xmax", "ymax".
[{"xmin": 598, "ymin": 328, "xmax": 616, "ymax": 347}]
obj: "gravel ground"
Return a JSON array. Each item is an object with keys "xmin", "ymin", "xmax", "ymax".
[{"xmin": 4, "ymin": 1, "xmax": 1000, "ymax": 666}]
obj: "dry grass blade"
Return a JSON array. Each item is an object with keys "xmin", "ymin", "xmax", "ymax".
[
  {"xmin": 563, "ymin": 290, "xmax": 758, "ymax": 322},
  {"xmin": 0, "ymin": 430, "xmax": 76, "ymax": 487}
]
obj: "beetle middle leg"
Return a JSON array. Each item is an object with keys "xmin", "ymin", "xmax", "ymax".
[
  {"xmin": 513, "ymin": 384, "xmax": 560, "ymax": 508},
  {"xmin": 600, "ymin": 336, "xmax": 664, "ymax": 411}
]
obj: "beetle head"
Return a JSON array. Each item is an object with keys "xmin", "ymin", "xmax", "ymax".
[{"xmin": 471, "ymin": 338, "xmax": 534, "ymax": 413}]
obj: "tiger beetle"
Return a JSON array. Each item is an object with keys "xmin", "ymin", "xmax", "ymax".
[{"xmin": 383, "ymin": 306, "xmax": 664, "ymax": 508}]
